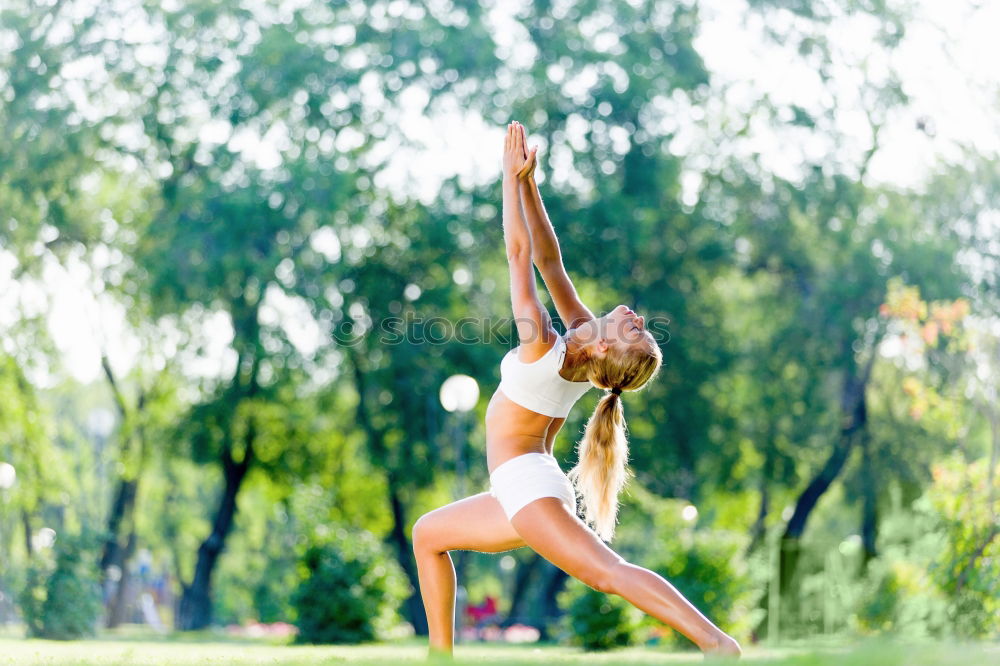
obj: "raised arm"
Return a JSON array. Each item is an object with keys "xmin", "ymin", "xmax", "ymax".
[
  {"xmin": 502, "ymin": 123, "xmax": 556, "ymax": 361},
  {"xmin": 514, "ymin": 123, "xmax": 595, "ymax": 330}
]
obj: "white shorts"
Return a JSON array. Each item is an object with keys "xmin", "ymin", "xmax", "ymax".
[{"xmin": 489, "ymin": 453, "xmax": 577, "ymax": 520}]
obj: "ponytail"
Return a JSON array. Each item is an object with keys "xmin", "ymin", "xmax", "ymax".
[{"xmin": 568, "ymin": 391, "xmax": 631, "ymax": 541}]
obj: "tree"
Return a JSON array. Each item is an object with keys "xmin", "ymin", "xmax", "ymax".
[{"xmin": 108, "ymin": 0, "xmax": 500, "ymax": 629}]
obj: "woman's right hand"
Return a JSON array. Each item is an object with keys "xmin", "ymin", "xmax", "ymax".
[{"xmin": 502, "ymin": 121, "xmax": 529, "ymax": 181}]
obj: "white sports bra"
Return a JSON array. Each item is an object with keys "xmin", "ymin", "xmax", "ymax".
[{"xmin": 498, "ymin": 334, "xmax": 593, "ymax": 418}]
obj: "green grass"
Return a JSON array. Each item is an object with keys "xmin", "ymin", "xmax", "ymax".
[{"xmin": 0, "ymin": 637, "xmax": 996, "ymax": 665}]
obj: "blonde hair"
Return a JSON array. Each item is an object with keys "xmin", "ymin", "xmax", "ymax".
[{"xmin": 568, "ymin": 335, "xmax": 662, "ymax": 541}]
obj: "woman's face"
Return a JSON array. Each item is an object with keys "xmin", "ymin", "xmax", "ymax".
[
  {"xmin": 576, "ymin": 304, "xmax": 651, "ymax": 355},
  {"xmin": 601, "ymin": 304, "xmax": 648, "ymax": 347}
]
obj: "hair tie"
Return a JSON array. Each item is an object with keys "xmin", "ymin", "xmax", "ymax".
[{"xmin": 611, "ymin": 387, "xmax": 622, "ymax": 396}]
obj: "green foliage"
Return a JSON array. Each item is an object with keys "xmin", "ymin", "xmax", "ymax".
[
  {"xmin": 213, "ymin": 483, "xmax": 299, "ymax": 626},
  {"xmin": 921, "ymin": 457, "xmax": 999, "ymax": 638},
  {"xmin": 17, "ymin": 564, "xmax": 48, "ymax": 637},
  {"xmin": 19, "ymin": 532, "xmax": 102, "ymax": 640},
  {"xmin": 292, "ymin": 526, "xmax": 410, "ymax": 644},
  {"xmin": 615, "ymin": 487, "xmax": 764, "ymax": 645},
  {"xmin": 1, "ymin": 0, "xmax": 997, "ymax": 642},
  {"xmin": 645, "ymin": 531, "xmax": 764, "ymax": 647},
  {"xmin": 558, "ymin": 580, "xmax": 640, "ymax": 651},
  {"xmin": 855, "ymin": 555, "xmax": 949, "ymax": 638},
  {"xmin": 850, "ymin": 456, "xmax": 999, "ymax": 640}
]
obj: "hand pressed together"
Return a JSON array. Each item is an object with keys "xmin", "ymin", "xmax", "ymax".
[{"xmin": 502, "ymin": 121, "xmax": 539, "ymax": 182}]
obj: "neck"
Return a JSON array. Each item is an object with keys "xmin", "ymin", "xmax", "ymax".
[{"xmin": 561, "ymin": 331, "xmax": 591, "ymax": 381}]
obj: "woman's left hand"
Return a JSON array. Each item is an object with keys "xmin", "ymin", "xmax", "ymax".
[{"xmin": 515, "ymin": 122, "xmax": 538, "ymax": 182}]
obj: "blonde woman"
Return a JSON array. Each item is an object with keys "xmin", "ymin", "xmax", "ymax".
[{"xmin": 412, "ymin": 121, "xmax": 741, "ymax": 658}]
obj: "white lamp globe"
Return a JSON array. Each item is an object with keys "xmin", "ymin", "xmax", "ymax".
[
  {"xmin": 439, "ymin": 374, "xmax": 480, "ymax": 413},
  {"xmin": 0, "ymin": 462, "xmax": 15, "ymax": 489}
]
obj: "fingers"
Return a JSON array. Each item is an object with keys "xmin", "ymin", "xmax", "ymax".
[
  {"xmin": 504, "ymin": 122, "xmax": 533, "ymax": 172},
  {"xmin": 525, "ymin": 146, "xmax": 537, "ymax": 170}
]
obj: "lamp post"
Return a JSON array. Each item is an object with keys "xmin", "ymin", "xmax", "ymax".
[
  {"xmin": 439, "ymin": 374, "xmax": 479, "ymax": 500},
  {"xmin": 438, "ymin": 374, "xmax": 479, "ymax": 642},
  {"xmin": 87, "ymin": 408, "xmax": 115, "ymax": 520},
  {"xmin": 0, "ymin": 461, "xmax": 15, "ymax": 619}
]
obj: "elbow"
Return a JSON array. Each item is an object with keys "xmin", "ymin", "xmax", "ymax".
[
  {"xmin": 507, "ymin": 244, "xmax": 531, "ymax": 263},
  {"xmin": 535, "ymin": 253, "xmax": 562, "ymax": 271}
]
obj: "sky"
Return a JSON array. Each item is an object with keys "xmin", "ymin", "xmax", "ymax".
[{"xmin": 1, "ymin": 0, "xmax": 998, "ymax": 388}]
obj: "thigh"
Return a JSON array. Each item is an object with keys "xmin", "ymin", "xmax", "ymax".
[
  {"xmin": 414, "ymin": 492, "xmax": 526, "ymax": 554},
  {"xmin": 510, "ymin": 498, "xmax": 623, "ymax": 589}
]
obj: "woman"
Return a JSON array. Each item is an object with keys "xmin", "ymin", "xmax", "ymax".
[{"xmin": 412, "ymin": 121, "xmax": 741, "ymax": 658}]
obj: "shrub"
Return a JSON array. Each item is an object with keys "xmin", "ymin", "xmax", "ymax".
[
  {"xmin": 614, "ymin": 486, "xmax": 764, "ymax": 647},
  {"xmin": 851, "ymin": 457, "xmax": 999, "ymax": 639},
  {"xmin": 19, "ymin": 531, "xmax": 102, "ymax": 640},
  {"xmin": 855, "ymin": 557, "xmax": 949, "ymax": 637},
  {"xmin": 921, "ymin": 457, "xmax": 1000, "ymax": 638},
  {"xmin": 18, "ymin": 565, "xmax": 48, "ymax": 637},
  {"xmin": 292, "ymin": 526, "xmax": 409, "ymax": 644},
  {"xmin": 642, "ymin": 529, "xmax": 763, "ymax": 647},
  {"xmin": 558, "ymin": 579, "xmax": 640, "ymax": 651}
]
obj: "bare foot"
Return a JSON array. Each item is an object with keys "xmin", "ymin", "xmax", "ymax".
[{"xmin": 703, "ymin": 633, "xmax": 742, "ymax": 659}]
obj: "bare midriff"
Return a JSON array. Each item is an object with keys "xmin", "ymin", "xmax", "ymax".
[{"xmin": 485, "ymin": 389, "xmax": 566, "ymax": 473}]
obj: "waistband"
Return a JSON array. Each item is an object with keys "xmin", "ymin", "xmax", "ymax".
[{"xmin": 489, "ymin": 453, "xmax": 564, "ymax": 483}]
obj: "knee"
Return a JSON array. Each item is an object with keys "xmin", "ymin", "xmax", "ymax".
[
  {"xmin": 585, "ymin": 559, "xmax": 627, "ymax": 595},
  {"xmin": 411, "ymin": 514, "xmax": 439, "ymax": 556}
]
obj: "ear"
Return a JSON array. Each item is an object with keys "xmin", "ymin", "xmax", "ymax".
[{"xmin": 595, "ymin": 337, "xmax": 610, "ymax": 357}]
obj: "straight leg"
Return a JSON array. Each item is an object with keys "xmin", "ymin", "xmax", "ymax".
[{"xmin": 510, "ymin": 498, "xmax": 741, "ymax": 657}]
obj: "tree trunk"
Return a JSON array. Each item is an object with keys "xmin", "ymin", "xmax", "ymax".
[
  {"xmin": 98, "ymin": 357, "xmax": 147, "ymax": 628},
  {"xmin": 387, "ymin": 480, "xmax": 428, "ymax": 635},
  {"xmin": 100, "ymin": 478, "xmax": 138, "ymax": 572},
  {"xmin": 504, "ymin": 554, "xmax": 542, "ymax": 626},
  {"xmin": 748, "ymin": 484, "xmax": 769, "ymax": 555},
  {"xmin": 106, "ymin": 529, "xmax": 137, "ymax": 627},
  {"xmin": 748, "ymin": 432, "xmax": 776, "ymax": 555},
  {"xmin": 176, "ymin": 432, "xmax": 255, "ymax": 631},
  {"xmin": 780, "ymin": 353, "xmax": 874, "ymax": 593},
  {"xmin": 859, "ymin": 432, "xmax": 878, "ymax": 567},
  {"xmin": 535, "ymin": 562, "xmax": 569, "ymax": 640},
  {"xmin": 22, "ymin": 511, "xmax": 33, "ymax": 557},
  {"xmin": 347, "ymin": 348, "xmax": 429, "ymax": 634},
  {"xmin": 101, "ymin": 477, "xmax": 139, "ymax": 628}
]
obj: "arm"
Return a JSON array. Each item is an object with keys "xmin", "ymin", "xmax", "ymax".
[
  {"xmin": 515, "ymin": 125, "xmax": 595, "ymax": 330},
  {"xmin": 502, "ymin": 123, "xmax": 556, "ymax": 361}
]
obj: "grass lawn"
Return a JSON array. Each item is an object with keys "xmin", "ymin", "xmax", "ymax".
[{"xmin": 0, "ymin": 637, "xmax": 997, "ymax": 666}]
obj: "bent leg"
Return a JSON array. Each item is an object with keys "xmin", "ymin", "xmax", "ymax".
[
  {"xmin": 510, "ymin": 498, "xmax": 740, "ymax": 656},
  {"xmin": 412, "ymin": 492, "xmax": 525, "ymax": 654}
]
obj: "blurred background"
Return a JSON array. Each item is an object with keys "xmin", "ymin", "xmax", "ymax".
[{"xmin": 0, "ymin": 0, "xmax": 998, "ymax": 651}]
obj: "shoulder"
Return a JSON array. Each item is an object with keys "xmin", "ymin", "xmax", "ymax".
[{"xmin": 515, "ymin": 328, "xmax": 564, "ymax": 364}]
